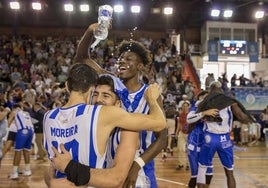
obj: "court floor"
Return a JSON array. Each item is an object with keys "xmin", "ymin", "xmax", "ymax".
[{"xmin": 0, "ymin": 143, "xmax": 267, "ymax": 188}]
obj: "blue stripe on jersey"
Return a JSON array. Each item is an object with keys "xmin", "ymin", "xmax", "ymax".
[
  {"xmin": 227, "ymin": 107, "xmax": 232, "ymax": 127},
  {"xmin": 89, "ymin": 105, "xmax": 98, "ymax": 167},
  {"xmin": 45, "ymin": 139, "xmax": 48, "ymax": 156},
  {"xmin": 49, "ymin": 108, "xmax": 60, "ymax": 119},
  {"xmin": 142, "ymin": 103, "xmax": 148, "ymax": 114},
  {"xmin": 43, "ymin": 111, "xmax": 50, "ymax": 154},
  {"xmin": 16, "ymin": 113, "xmax": 25, "ymax": 129},
  {"xmin": 131, "ymin": 85, "xmax": 147, "ymax": 112},
  {"xmin": 116, "ymin": 128, "xmax": 120, "ymax": 145},
  {"xmin": 76, "ymin": 104, "xmax": 86, "ymax": 117},
  {"xmin": 110, "ymin": 129, "xmax": 117, "ymax": 159},
  {"xmin": 111, "ymin": 135, "xmax": 115, "ymax": 159},
  {"xmin": 140, "ymin": 130, "xmax": 155, "ymax": 151}
]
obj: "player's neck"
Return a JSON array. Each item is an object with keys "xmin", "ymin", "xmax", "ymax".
[
  {"xmin": 123, "ymin": 76, "xmax": 143, "ymax": 93},
  {"xmin": 124, "ymin": 80, "xmax": 143, "ymax": 93},
  {"xmin": 63, "ymin": 92, "xmax": 88, "ymax": 107}
]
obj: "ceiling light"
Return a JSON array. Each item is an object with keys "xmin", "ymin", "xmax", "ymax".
[
  {"xmin": 223, "ymin": 10, "xmax": 233, "ymax": 18},
  {"xmin": 80, "ymin": 4, "xmax": 89, "ymax": 12},
  {"xmin": 211, "ymin": 9, "xmax": 220, "ymax": 17},
  {"xmin": 114, "ymin": 5, "xmax": 123, "ymax": 13},
  {"xmin": 131, "ymin": 5, "xmax": 140, "ymax": 13},
  {"xmin": 10, "ymin": 1, "xmax": 20, "ymax": 9},
  {"xmin": 64, "ymin": 4, "xmax": 73, "ymax": 12},
  {"xmin": 164, "ymin": 7, "xmax": 173, "ymax": 15},
  {"xmin": 32, "ymin": 2, "xmax": 42, "ymax": 10},
  {"xmin": 255, "ymin": 10, "xmax": 264, "ymax": 19}
]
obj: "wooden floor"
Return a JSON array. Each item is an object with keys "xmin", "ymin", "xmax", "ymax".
[{"xmin": 0, "ymin": 143, "xmax": 268, "ymax": 188}]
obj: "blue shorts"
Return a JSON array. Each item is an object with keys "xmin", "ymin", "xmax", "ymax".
[
  {"xmin": 188, "ymin": 126, "xmax": 213, "ymax": 176},
  {"xmin": 14, "ymin": 129, "xmax": 34, "ymax": 151},
  {"xmin": 143, "ymin": 161, "xmax": 157, "ymax": 188},
  {"xmin": 199, "ymin": 132, "xmax": 233, "ymax": 170}
]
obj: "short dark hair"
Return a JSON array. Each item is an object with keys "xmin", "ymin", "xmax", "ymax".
[
  {"xmin": 97, "ymin": 75, "xmax": 119, "ymax": 99},
  {"xmin": 67, "ymin": 63, "xmax": 98, "ymax": 93},
  {"xmin": 118, "ymin": 40, "xmax": 152, "ymax": 66},
  {"xmin": 197, "ymin": 90, "xmax": 208, "ymax": 99},
  {"xmin": 97, "ymin": 75, "xmax": 115, "ymax": 91}
]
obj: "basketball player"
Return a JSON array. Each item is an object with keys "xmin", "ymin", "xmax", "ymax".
[
  {"xmin": 196, "ymin": 81, "xmax": 254, "ymax": 188},
  {"xmin": 47, "ymin": 74, "xmax": 139, "ymax": 188},
  {"xmin": 186, "ymin": 90, "xmax": 218, "ymax": 188},
  {"xmin": 8, "ymin": 103, "xmax": 34, "ymax": 179},
  {"xmin": 43, "ymin": 63, "xmax": 166, "ymax": 187},
  {"xmin": 73, "ymin": 23, "xmax": 167, "ymax": 187},
  {"xmin": 95, "ymin": 74, "xmax": 140, "ymax": 171}
]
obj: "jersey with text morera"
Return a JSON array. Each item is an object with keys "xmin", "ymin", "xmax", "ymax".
[{"xmin": 43, "ymin": 104, "xmax": 106, "ymax": 178}]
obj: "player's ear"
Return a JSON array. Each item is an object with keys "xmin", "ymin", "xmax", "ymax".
[
  {"xmin": 115, "ymin": 100, "xmax": 121, "ymax": 107},
  {"xmin": 86, "ymin": 86, "xmax": 95, "ymax": 105},
  {"xmin": 137, "ymin": 62, "xmax": 144, "ymax": 71},
  {"xmin": 65, "ymin": 81, "xmax": 70, "ymax": 93}
]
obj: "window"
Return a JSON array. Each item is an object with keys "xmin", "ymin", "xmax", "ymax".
[
  {"xmin": 245, "ymin": 29, "xmax": 255, "ymax": 42},
  {"xmin": 233, "ymin": 29, "xmax": 244, "ymax": 40},
  {"xmin": 208, "ymin": 28, "xmax": 220, "ymax": 40},
  {"xmin": 220, "ymin": 28, "xmax": 231, "ymax": 40}
]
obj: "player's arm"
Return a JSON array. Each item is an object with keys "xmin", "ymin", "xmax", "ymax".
[
  {"xmin": 109, "ymin": 130, "xmax": 139, "ymax": 187},
  {"xmin": 74, "ymin": 23, "xmax": 106, "ymax": 74},
  {"xmin": 187, "ymin": 108, "xmax": 219, "ymax": 124},
  {"xmin": 51, "ymin": 142, "xmax": 138, "ymax": 188},
  {"xmin": 101, "ymin": 83, "xmax": 166, "ymax": 132},
  {"xmin": 123, "ymin": 96, "xmax": 168, "ymax": 187},
  {"xmin": 231, "ymin": 103, "xmax": 253, "ymax": 123},
  {"xmin": 0, "ymin": 107, "xmax": 10, "ymax": 121},
  {"xmin": 7, "ymin": 110, "xmax": 16, "ymax": 126},
  {"xmin": 48, "ymin": 130, "xmax": 138, "ymax": 188}
]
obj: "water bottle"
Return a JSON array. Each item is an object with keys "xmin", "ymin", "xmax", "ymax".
[{"xmin": 91, "ymin": 5, "xmax": 113, "ymax": 49}]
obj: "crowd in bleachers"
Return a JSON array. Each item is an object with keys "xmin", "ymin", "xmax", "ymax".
[
  {"xmin": 1, "ymin": 33, "xmax": 267, "ymax": 141},
  {"xmin": 0, "ymin": 34, "xmax": 197, "ymax": 113}
]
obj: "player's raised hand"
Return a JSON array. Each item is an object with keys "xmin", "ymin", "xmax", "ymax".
[{"xmin": 145, "ymin": 83, "xmax": 161, "ymax": 102}]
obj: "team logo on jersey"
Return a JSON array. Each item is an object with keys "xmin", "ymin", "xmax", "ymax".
[
  {"xmin": 59, "ymin": 115, "xmax": 68, "ymax": 124},
  {"xmin": 220, "ymin": 135, "xmax": 227, "ymax": 142},
  {"xmin": 22, "ymin": 129, "xmax": 28, "ymax": 134},
  {"xmin": 205, "ymin": 135, "xmax": 211, "ymax": 143}
]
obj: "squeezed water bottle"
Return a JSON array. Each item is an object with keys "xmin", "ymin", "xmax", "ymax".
[{"xmin": 91, "ymin": 5, "xmax": 113, "ymax": 49}]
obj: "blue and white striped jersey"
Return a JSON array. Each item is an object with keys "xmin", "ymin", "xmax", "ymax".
[
  {"xmin": 14, "ymin": 110, "xmax": 34, "ymax": 131},
  {"xmin": 106, "ymin": 83, "xmax": 156, "ymax": 187},
  {"xmin": 204, "ymin": 106, "xmax": 233, "ymax": 134},
  {"xmin": 43, "ymin": 104, "xmax": 107, "ymax": 178}
]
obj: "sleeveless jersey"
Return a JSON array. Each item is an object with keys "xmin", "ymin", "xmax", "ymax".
[
  {"xmin": 14, "ymin": 110, "xmax": 34, "ymax": 131},
  {"xmin": 106, "ymin": 84, "xmax": 157, "ymax": 187},
  {"xmin": 106, "ymin": 84, "xmax": 150, "ymax": 165},
  {"xmin": 43, "ymin": 104, "xmax": 106, "ymax": 178},
  {"xmin": 204, "ymin": 106, "xmax": 233, "ymax": 134},
  {"xmin": 14, "ymin": 110, "xmax": 34, "ymax": 151}
]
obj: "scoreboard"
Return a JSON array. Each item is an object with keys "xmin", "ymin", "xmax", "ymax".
[{"xmin": 220, "ymin": 40, "xmax": 246, "ymax": 55}]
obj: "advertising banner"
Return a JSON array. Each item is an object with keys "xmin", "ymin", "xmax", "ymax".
[
  {"xmin": 248, "ymin": 42, "xmax": 259, "ymax": 63},
  {"xmin": 232, "ymin": 87, "xmax": 268, "ymax": 111},
  {"xmin": 208, "ymin": 40, "xmax": 218, "ymax": 62}
]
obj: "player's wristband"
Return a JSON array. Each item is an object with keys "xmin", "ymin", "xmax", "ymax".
[
  {"xmin": 64, "ymin": 160, "xmax": 91, "ymax": 186},
  {"xmin": 134, "ymin": 157, "xmax": 145, "ymax": 168}
]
